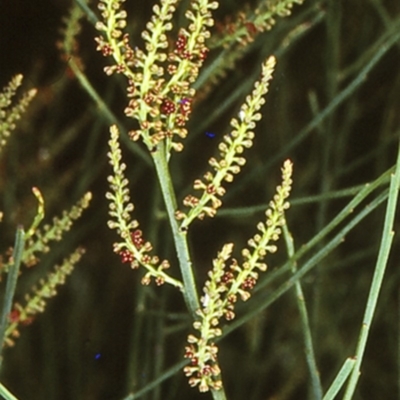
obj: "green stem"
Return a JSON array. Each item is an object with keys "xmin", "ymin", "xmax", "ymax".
[
  {"xmin": 224, "ymin": 189, "xmax": 388, "ymax": 339},
  {"xmin": 211, "ymin": 387, "xmax": 227, "ymax": 400},
  {"xmin": 68, "ymin": 58, "xmax": 151, "ymax": 166},
  {"xmin": 283, "ymin": 224, "xmax": 323, "ymax": 400},
  {"xmin": 322, "ymin": 358, "xmax": 356, "ymax": 400},
  {"xmin": 254, "ymin": 166, "xmax": 393, "ymax": 295},
  {"xmin": 0, "ymin": 227, "xmax": 25, "ymax": 369},
  {"xmin": 153, "ymin": 145, "xmax": 230, "ymax": 398},
  {"xmin": 74, "ymin": 0, "xmax": 99, "ymax": 25},
  {"xmin": 234, "ymin": 23, "xmax": 400, "ymax": 191},
  {"xmin": 0, "ymin": 382, "xmax": 19, "ymax": 400},
  {"xmin": 152, "ymin": 143, "xmax": 200, "ymax": 317},
  {"xmin": 343, "ymin": 139, "xmax": 400, "ymax": 400}
]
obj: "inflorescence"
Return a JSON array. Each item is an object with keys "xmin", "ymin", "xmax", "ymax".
[
  {"xmin": 106, "ymin": 125, "xmax": 183, "ymax": 289},
  {"xmin": 97, "ymin": 0, "xmax": 295, "ymax": 394},
  {"xmin": 176, "ymin": 56, "xmax": 277, "ymax": 229},
  {"xmin": 184, "ymin": 160, "xmax": 293, "ymax": 392},
  {"xmin": 95, "ymin": 0, "xmax": 218, "ymax": 154}
]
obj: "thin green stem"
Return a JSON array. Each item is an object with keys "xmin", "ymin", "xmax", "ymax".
[
  {"xmin": 211, "ymin": 387, "xmax": 227, "ymax": 400},
  {"xmin": 0, "ymin": 382, "xmax": 19, "ymax": 400},
  {"xmin": 283, "ymin": 224, "xmax": 323, "ymax": 400},
  {"xmin": 0, "ymin": 227, "xmax": 25, "ymax": 368},
  {"xmin": 217, "ymin": 183, "xmax": 365, "ymax": 217},
  {"xmin": 280, "ymin": 19, "xmax": 400, "ymax": 163},
  {"xmin": 152, "ymin": 145, "xmax": 228, "ymax": 398},
  {"xmin": 151, "ymin": 143, "xmax": 200, "ymax": 317},
  {"xmin": 74, "ymin": 0, "xmax": 99, "ymax": 25},
  {"xmin": 322, "ymin": 358, "xmax": 356, "ymax": 400},
  {"xmin": 343, "ymin": 140, "xmax": 400, "ymax": 399},
  {"xmin": 68, "ymin": 57, "xmax": 151, "ymax": 166},
  {"xmin": 226, "ymin": 23, "xmax": 400, "ymax": 200},
  {"xmin": 124, "ymin": 359, "xmax": 188, "ymax": 400},
  {"xmin": 25, "ymin": 187, "xmax": 44, "ymax": 239},
  {"xmin": 224, "ymin": 189, "xmax": 389, "ymax": 339},
  {"xmin": 255, "ymin": 166, "xmax": 394, "ymax": 295}
]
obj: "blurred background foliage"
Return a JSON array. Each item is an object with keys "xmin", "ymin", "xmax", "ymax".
[{"xmin": 0, "ymin": 0, "xmax": 399, "ymax": 399}]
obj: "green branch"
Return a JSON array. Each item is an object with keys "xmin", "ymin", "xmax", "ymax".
[
  {"xmin": 343, "ymin": 140, "xmax": 400, "ymax": 399},
  {"xmin": 152, "ymin": 143, "xmax": 200, "ymax": 317},
  {"xmin": 0, "ymin": 227, "xmax": 25, "ymax": 368},
  {"xmin": 0, "ymin": 382, "xmax": 19, "ymax": 400}
]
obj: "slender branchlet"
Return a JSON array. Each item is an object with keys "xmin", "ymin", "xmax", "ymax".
[
  {"xmin": 212, "ymin": 0, "xmax": 305, "ymax": 49},
  {"xmin": 197, "ymin": 0, "xmax": 304, "ymax": 99},
  {"xmin": 106, "ymin": 125, "xmax": 183, "ymax": 289},
  {"xmin": 4, "ymin": 247, "xmax": 85, "ymax": 348},
  {"xmin": 95, "ymin": 0, "xmax": 218, "ymax": 155},
  {"xmin": 20, "ymin": 192, "xmax": 92, "ymax": 269},
  {"xmin": 183, "ymin": 159, "xmax": 293, "ymax": 392},
  {"xmin": 176, "ymin": 56, "xmax": 276, "ymax": 229},
  {"xmin": 58, "ymin": 1, "xmax": 85, "ymax": 59},
  {"xmin": 25, "ymin": 187, "xmax": 45, "ymax": 241},
  {"xmin": 0, "ymin": 75, "xmax": 37, "ymax": 151}
]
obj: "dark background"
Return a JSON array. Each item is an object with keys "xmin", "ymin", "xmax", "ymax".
[{"xmin": 0, "ymin": 0, "xmax": 400, "ymax": 399}]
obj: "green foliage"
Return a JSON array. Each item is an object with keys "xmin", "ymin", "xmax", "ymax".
[{"xmin": 0, "ymin": 0, "xmax": 400, "ymax": 399}]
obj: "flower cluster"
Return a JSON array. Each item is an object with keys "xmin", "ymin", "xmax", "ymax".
[
  {"xmin": 0, "ymin": 74, "xmax": 37, "ymax": 151},
  {"xmin": 183, "ymin": 243, "xmax": 232, "ymax": 392},
  {"xmin": 106, "ymin": 125, "xmax": 183, "ymax": 289},
  {"xmin": 212, "ymin": 0, "xmax": 304, "ymax": 49},
  {"xmin": 95, "ymin": 0, "xmax": 218, "ymax": 154},
  {"xmin": 4, "ymin": 248, "xmax": 85, "ymax": 347},
  {"xmin": 184, "ymin": 159, "xmax": 293, "ymax": 392},
  {"xmin": 176, "ymin": 56, "xmax": 276, "ymax": 229}
]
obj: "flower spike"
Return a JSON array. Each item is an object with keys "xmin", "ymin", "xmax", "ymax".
[
  {"xmin": 177, "ymin": 56, "xmax": 277, "ymax": 229},
  {"xmin": 0, "ymin": 74, "xmax": 36, "ymax": 152},
  {"xmin": 106, "ymin": 125, "xmax": 183, "ymax": 289},
  {"xmin": 4, "ymin": 248, "xmax": 85, "ymax": 348},
  {"xmin": 184, "ymin": 159, "xmax": 293, "ymax": 392}
]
